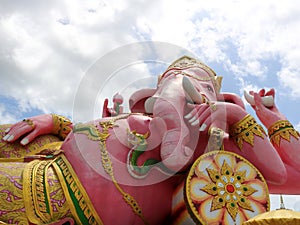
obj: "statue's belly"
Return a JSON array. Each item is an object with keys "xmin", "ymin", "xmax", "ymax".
[{"xmin": 61, "ymin": 125, "xmax": 177, "ymax": 225}]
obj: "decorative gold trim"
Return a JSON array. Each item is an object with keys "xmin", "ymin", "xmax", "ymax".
[
  {"xmin": 158, "ymin": 56, "xmax": 222, "ymax": 93},
  {"xmin": 203, "ymin": 160, "xmax": 256, "ymax": 219},
  {"xmin": 73, "ymin": 123, "xmax": 101, "ymax": 141},
  {"xmin": 23, "ymin": 150, "xmax": 103, "ymax": 224},
  {"xmin": 229, "ymin": 114, "xmax": 266, "ymax": 151},
  {"xmin": 96, "ymin": 119, "xmax": 149, "ymax": 225},
  {"xmin": 52, "ymin": 114, "xmax": 72, "ymax": 140},
  {"xmin": 0, "ymin": 142, "xmax": 63, "ymax": 162},
  {"xmin": 168, "ymin": 56, "xmax": 217, "ymax": 77},
  {"xmin": 184, "ymin": 150, "xmax": 270, "ymax": 224},
  {"xmin": 32, "ymin": 160, "xmax": 53, "ymax": 222},
  {"xmin": 23, "ymin": 160, "xmax": 51, "ymax": 224},
  {"xmin": 172, "ymin": 70, "xmax": 213, "ymax": 81},
  {"xmin": 74, "ymin": 114, "xmax": 149, "ymax": 224},
  {"xmin": 268, "ymin": 120, "xmax": 300, "ymax": 147},
  {"xmin": 52, "ymin": 155, "xmax": 104, "ymax": 225}
]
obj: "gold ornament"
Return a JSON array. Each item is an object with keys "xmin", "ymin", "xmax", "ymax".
[
  {"xmin": 158, "ymin": 56, "xmax": 223, "ymax": 93},
  {"xmin": 23, "ymin": 160, "xmax": 53, "ymax": 223},
  {"xmin": 23, "ymin": 119, "xmax": 35, "ymax": 128},
  {"xmin": 229, "ymin": 114, "xmax": 266, "ymax": 151},
  {"xmin": 51, "ymin": 114, "xmax": 72, "ymax": 140},
  {"xmin": 203, "ymin": 160, "xmax": 256, "ymax": 220},
  {"xmin": 268, "ymin": 120, "xmax": 300, "ymax": 147},
  {"xmin": 184, "ymin": 150, "xmax": 270, "ymax": 224},
  {"xmin": 168, "ymin": 56, "xmax": 217, "ymax": 77},
  {"xmin": 0, "ymin": 157, "xmax": 71, "ymax": 224},
  {"xmin": 74, "ymin": 114, "xmax": 149, "ymax": 225},
  {"xmin": 22, "ymin": 148, "xmax": 103, "ymax": 225},
  {"xmin": 52, "ymin": 155, "xmax": 103, "ymax": 225}
]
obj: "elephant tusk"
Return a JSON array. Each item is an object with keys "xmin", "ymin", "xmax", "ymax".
[
  {"xmin": 244, "ymin": 90, "xmax": 274, "ymax": 107},
  {"xmin": 243, "ymin": 90, "xmax": 255, "ymax": 105},
  {"xmin": 144, "ymin": 97, "xmax": 157, "ymax": 114},
  {"xmin": 182, "ymin": 76, "xmax": 204, "ymax": 104}
]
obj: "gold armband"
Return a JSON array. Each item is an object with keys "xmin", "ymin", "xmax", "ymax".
[
  {"xmin": 208, "ymin": 127, "xmax": 225, "ymax": 151},
  {"xmin": 268, "ymin": 120, "xmax": 300, "ymax": 147},
  {"xmin": 229, "ymin": 114, "xmax": 266, "ymax": 151},
  {"xmin": 52, "ymin": 114, "xmax": 72, "ymax": 140}
]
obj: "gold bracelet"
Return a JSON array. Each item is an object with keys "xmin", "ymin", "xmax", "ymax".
[
  {"xmin": 51, "ymin": 114, "xmax": 72, "ymax": 140},
  {"xmin": 229, "ymin": 114, "xmax": 266, "ymax": 151},
  {"xmin": 268, "ymin": 120, "xmax": 300, "ymax": 147}
]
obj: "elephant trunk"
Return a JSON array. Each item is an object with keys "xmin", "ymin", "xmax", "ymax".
[
  {"xmin": 144, "ymin": 76, "xmax": 195, "ymax": 172},
  {"xmin": 152, "ymin": 97, "xmax": 193, "ymax": 171}
]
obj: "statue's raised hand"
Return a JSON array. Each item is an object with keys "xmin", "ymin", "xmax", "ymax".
[{"xmin": 246, "ymin": 88, "xmax": 286, "ymax": 128}]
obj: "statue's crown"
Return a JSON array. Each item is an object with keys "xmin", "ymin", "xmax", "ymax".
[
  {"xmin": 168, "ymin": 56, "xmax": 216, "ymax": 76},
  {"xmin": 166, "ymin": 56, "xmax": 222, "ymax": 93}
]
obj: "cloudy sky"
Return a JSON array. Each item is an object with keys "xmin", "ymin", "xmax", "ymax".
[{"xmin": 1, "ymin": 0, "xmax": 300, "ymax": 211}]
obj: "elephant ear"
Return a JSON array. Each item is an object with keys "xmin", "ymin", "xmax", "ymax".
[
  {"xmin": 129, "ymin": 88, "xmax": 156, "ymax": 113},
  {"xmin": 217, "ymin": 92, "xmax": 245, "ymax": 109}
]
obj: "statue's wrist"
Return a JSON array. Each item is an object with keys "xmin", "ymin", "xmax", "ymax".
[
  {"xmin": 229, "ymin": 114, "xmax": 266, "ymax": 151},
  {"xmin": 51, "ymin": 114, "xmax": 73, "ymax": 140},
  {"xmin": 262, "ymin": 113, "xmax": 287, "ymax": 129},
  {"xmin": 268, "ymin": 120, "xmax": 300, "ymax": 147}
]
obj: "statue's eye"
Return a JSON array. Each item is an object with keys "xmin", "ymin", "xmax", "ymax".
[{"xmin": 206, "ymin": 85, "xmax": 214, "ymax": 93}]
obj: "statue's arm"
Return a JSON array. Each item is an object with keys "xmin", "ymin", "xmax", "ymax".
[
  {"xmin": 2, "ymin": 114, "xmax": 73, "ymax": 145},
  {"xmin": 249, "ymin": 88, "xmax": 300, "ymax": 170}
]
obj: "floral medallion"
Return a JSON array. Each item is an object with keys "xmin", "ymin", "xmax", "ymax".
[{"xmin": 185, "ymin": 150, "xmax": 269, "ymax": 225}]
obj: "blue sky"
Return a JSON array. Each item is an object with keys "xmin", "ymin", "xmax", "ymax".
[{"xmin": 1, "ymin": 0, "xmax": 300, "ymax": 212}]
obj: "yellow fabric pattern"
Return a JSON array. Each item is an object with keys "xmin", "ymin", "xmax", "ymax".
[
  {"xmin": 0, "ymin": 124, "xmax": 60, "ymax": 158},
  {"xmin": 0, "ymin": 159, "xmax": 70, "ymax": 224}
]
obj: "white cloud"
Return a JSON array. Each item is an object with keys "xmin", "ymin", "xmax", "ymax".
[
  {"xmin": 277, "ymin": 63, "xmax": 300, "ymax": 98},
  {"xmin": 1, "ymin": 0, "xmax": 300, "ymax": 123},
  {"xmin": 295, "ymin": 121, "xmax": 300, "ymax": 132},
  {"xmin": 0, "ymin": 0, "xmax": 140, "ymax": 122},
  {"xmin": 1, "ymin": 0, "xmax": 300, "ymax": 130},
  {"xmin": 0, "ymin": 104, "xmax": 17, "ymax": 124}
]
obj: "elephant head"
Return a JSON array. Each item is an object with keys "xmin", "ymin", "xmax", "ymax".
[{"xmin": 129, "ymin": 56, "xmax": 245, "ymax": 172}]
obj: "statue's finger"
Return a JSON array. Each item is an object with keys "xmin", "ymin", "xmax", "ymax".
[
  {"xmin": 20, "ymin": 130, "xmax": 38, "ymax": 145},
  {"xmin": 258, "ymin": 89, "xmax": 265, "ymax": 96},
  {"xmin": 4, "ymin": 122, "xmax": 34, "ymax": 142}
]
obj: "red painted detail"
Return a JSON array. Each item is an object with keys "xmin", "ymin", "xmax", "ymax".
[{"xmin": 226, "ymin": 184, "xmax": 235, "ymax": 193}]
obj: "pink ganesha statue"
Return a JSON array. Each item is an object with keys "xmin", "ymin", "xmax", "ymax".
[{"xmin": 0, "ymin": 56, "xmax": 300, "ymax": 225}]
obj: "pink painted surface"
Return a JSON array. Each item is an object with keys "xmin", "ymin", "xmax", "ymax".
[{"xmin": 1, "ymin": 57, "xmax": 300, "ymax": 224}]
